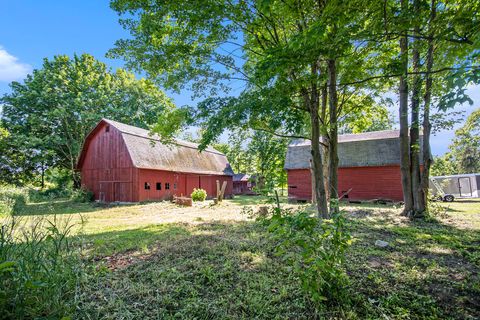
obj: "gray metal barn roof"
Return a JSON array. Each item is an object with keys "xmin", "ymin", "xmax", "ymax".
[
  {"xmin": 80, "ymin": 119, "xmax": 234, "ymax": 176},
  {"xmin": 285, "ymin": 130, "xmax": 420, "ymax": 169}
]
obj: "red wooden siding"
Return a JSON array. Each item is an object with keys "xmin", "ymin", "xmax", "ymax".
[
  {"xmin": 287, "ymin": 165, "xmax": 403, "ymax": 201},
  {"xmin": 137, "ymin": 169, "xmax": 232, "ymax": 201},
  {"xmin": 81, "ymin": 124, "xmax": 137, "ymax": 202}
]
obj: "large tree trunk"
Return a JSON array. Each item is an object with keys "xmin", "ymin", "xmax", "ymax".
[
  {"xmin": 410, "ymin": 0, "xmax": 424, "ymax": 217},
  {"xmin": 320, "ymin": 84, "xmax": 330, "ymax": 202},
  {"xmin": 327, "ymin": 59, "xmax": 339, "ymax": 214},
  {"xmin": 419, "ymin": 0, "xmax": 437, "ymax": 213},
  {"xmin": 309, "ymin": 95, "xmax": 329, "ymax": 218},
  {"xmin": 399, "ymin": 0, "xmax": 413, "ymax": 215}
]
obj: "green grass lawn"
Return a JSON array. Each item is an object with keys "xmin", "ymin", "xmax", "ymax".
[{"xmin": 5, "ymin": 195, "xmax": 480, "ymax": 319}]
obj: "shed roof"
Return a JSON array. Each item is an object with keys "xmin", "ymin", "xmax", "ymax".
[
  {"xmin": 233, "ymin": 173, "xmax": 250, "ymax": 182},
  {"xmin": 77, "ymin": 119, "xmax": 234, "ymax": 176},
  {"xmin": 285, "ymin": 130, "xmax": 420, "ymax": 169}
]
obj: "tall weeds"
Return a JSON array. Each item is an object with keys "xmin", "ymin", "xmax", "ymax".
[
  {"xmin": 0, "ymin": 187, "xmax": 29, "ymax": 216},
  {"xmin": 259, "ymin": 205, "xmax": 352, "ymax": 308},
  {"xmin": 0, "ymin": 214, "xmax": 86, "ymax": 319}
]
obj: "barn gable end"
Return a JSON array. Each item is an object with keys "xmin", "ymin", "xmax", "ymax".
[{"xmin": 78, "ymin": 121, "xmax": 137, "ymax": 202}]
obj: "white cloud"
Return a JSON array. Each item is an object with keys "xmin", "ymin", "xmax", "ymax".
[{"xmin": 0, "ymin": 46, "xmax": 32, "ymax": 82}]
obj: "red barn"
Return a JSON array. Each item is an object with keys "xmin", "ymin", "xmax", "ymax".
[
  {"xmin": 77, "ymin": 119, "xmax": 234, "ymax": 202},
  {"xmin": 285, "ymin": 130, "xmax": 409, "ymax": 202},
  {"xmin": 232, "ymin": 173, "xmax": 257, "ymax": 195}
]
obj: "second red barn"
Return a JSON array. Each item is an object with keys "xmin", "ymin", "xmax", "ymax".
[
  {"xmin": 285, "ymin": 130, "xmax": 419, "ymax": 202},
  {"xmin": 77, "ymin": 119, "xmax": 233, "ymax": 202}
]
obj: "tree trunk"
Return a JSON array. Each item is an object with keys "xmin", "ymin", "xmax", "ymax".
[
  {"xmin": 40, "ymin": 162, "xmax": 45, "ymax": 189},
  {"xmin": 321, "ymin": 143, "xmax": 330, "ymax": 202},
  {"xmin": 309, "ymin": 97, "xmax": 329, "ymax": 218},
  {"xmin": 327, "ymin": 59, "xmax": 339, "ymax": 214},
  {"xmin": 410, "ymin": 0, "xmax": 424, "ymax": 217},
  {"xmin": 320, "ymin": 84, "xmax": 330, "ymax": 202},
  {"xmin": 399, "ymin": 0, "xmax": 413, "ymax": 215},
  {"xmin": 72, "ymin": 170, "xmax": 81, "ymax": 189},
  {"xmin": 419, "ymin": 0, "xmax": 437, "ymax": 214}
]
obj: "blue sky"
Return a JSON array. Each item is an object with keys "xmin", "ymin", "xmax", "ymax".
[{"xmin": 0, "ymin": 0, "xmax": 478, "ymax": 156}]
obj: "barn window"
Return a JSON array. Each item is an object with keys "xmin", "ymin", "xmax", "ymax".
[
  {"xmin": 165, "ymin": 183, "xmax": 170, "ymax": 190},
  {"xmin": 173, "ymin": 183, "xmax": 177, "ymax": 190},
  {"xmin": 105, "ymin": 125, "xmax": 110, "ymax": 132},
  {"xmin": 289, "ymin": 185, "xmax": 297, "ymax": 189},
  {"xmin": 144, "ymin": 182, "xmax": 151, "ymax": 190},
  {"xmin": 156, "ymin": 182, "xmax": 162, "ymax": 190}
]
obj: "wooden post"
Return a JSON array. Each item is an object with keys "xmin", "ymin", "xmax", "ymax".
[
  {"xmin": 220, "ymin": 181, "xmax": 227, "ymax": 201},
  {"xmin": 274, "ymin": 190, "xmax": 280, "ymax": 210}
]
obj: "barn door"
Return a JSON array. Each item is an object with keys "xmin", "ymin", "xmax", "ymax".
[
  {"xmin": 458, "ymin": 177, "xmax": 472, "ymax": 197},
  {"xmin": 114, "ymin": 182, "xmax": 131, "ymax": 202},
  {"xmin": 99, "ymin": 182, "xmax": 113, "ymax": 202}
]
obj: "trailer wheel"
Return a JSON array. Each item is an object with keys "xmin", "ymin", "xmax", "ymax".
[{"xmin": 443, "ymin": 195, "xmax": 454, "ymax": 202}]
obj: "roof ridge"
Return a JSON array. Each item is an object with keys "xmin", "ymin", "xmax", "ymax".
[{"xmin": 102, "ymin": 118, "xmax": 224, "ymax": 156}]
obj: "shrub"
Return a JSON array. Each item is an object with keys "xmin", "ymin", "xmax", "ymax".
[
  {"xmin": 191, "ymin": 188, "xmax": 207, "ymax": 202},
  {"xmin": 0, "ymin": 187, "xmax": 29, "ymax": 216},
  {"xmin": 28, "ymin": 187, "xmax": 72, "ymax": 202},
  {"xmin": 262, "ymin": 205, "xmax": 351, "ymax": 306},
  {"xmin": 0, "ymin": 215, "xmax": 85, "ymax": 319},
  {"xmin": 71, "ymin": 188, "xmax": 94, "ymax": 203}
]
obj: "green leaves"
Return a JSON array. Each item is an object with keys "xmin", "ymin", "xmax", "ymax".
[
  {"xmin": 263, "ymin": 207, "xmax": 352, "ymax": 306},
  {"xmin": 435, "ymin": 108, "xmax": 480, "ymax": 175},
  {"xmin": 0, "ymin": 53, "xmax": 177, "ymax": 186}
]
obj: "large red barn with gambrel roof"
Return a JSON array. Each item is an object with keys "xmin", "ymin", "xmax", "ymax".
[
  {"xmin": 77, "ymin": 119, "xmax": 233, "ymax": 202},
  {"xmin": 285, "ymin": 130, "xmax": 419, "ymax": 202}
]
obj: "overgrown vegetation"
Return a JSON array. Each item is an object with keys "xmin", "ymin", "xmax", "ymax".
[
  {"xmin": 70, "ymin": 187, "xmax": 95, "ymax": 203},
  {"xmin": 260, "ymin": 206, "xmax": 351, "ymax": 306},
  {"xmin": 0, "ymin": 187, "xmax": 29, "ymax": 216},
  {"xmin": 0, "ymin": 215, "xmax": 85, "ymax": 319},
  {"xmin": 0, "ymin": 186, "xmax": 94, "ymax": 216},
  {"xmin": 191, "ymin": 188, "xmax": 207, "ymax": 202}
]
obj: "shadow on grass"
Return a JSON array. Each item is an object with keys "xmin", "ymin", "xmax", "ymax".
[
  {"xmin": 228, "ymin": 194, "xmax": 288, "ymax": 206},
  {"xmin": 76, "ymin": 221, "xmax": 314, "ymax": 319},
  {"xmin": 453, "ymin": 199, "xmax": 480, "ymax": 203},
  {"xmin": 347, "ymin": 211, "xmax": 480, "ymax": 319},
  {"xmin": 81, "ymin": 223, "xmax": 192, "ymax": 258},
  {"xmin": 75, "ymin": 213, "xmax": 480, "ymax": 319},
  {"xmin": 16, "ymin": 199, "xmax": 139, "ymax": 216}
]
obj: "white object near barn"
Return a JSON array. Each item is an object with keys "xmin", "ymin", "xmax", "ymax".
[{"xmin": 430, "ymin": 173, "xmax": 480, "ymax": 201}]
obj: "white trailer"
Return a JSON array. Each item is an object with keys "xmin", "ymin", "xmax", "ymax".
[{"xmin": 430, "ymin": 173, "xmax": 480, "ymax": 201}]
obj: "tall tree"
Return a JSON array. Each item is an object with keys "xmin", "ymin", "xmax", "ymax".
[
  {"xmin": 0, "ymin": 54, "xmax": 178, "ymax": 187},
  {"xmin": 109, "ymin": 0, "xmax": 383, "ymax": 218},
  {"xmin": 372, "ymin": 0, "xmax": 480, "ymax": 217}
]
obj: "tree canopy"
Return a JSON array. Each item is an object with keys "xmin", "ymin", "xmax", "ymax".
[
  {"xmin": 432, "ymin": 108, "xmax": 480, "ymax": 176},
  {"xmin": 0, "ymin": 53, "xmax": 177, "ymax": 186}
]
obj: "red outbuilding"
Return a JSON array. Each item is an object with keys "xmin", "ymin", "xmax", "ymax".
[
  {"xmin": 285, "ymin": 130, "xmax": 410, "ymax": 202},
  {"xmin": 77, "ymin": 119, "xmax": 234, "ymax": 202},
  {"xmin": 232, "ymin": 173, "xmax": 257, "ymax": 195}
]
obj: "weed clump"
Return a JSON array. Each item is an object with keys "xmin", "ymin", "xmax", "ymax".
[
  {"xmin": 259, "ymin": 205, "xmax": 352, "ymax": 307},
  {"xmin": 0, "ymin": 215, "xmax": 85, "ymax": 318},
  {"xmin": 0, "ymin": 187, "xmax": 29, "ymax": 216},
  {"xmin": 191, "ymin": 188, "xmax": 207, "ymax": 202}
]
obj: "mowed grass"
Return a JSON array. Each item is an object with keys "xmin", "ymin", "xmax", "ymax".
[{"xmin": 9, "ymin": 196, "xmax": 480, "ymax": 319}]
